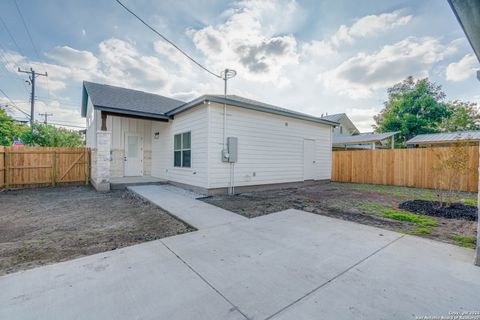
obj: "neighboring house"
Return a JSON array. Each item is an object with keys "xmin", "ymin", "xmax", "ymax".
[
  {"xmin": 321, "ymin": 113, "xmax": 359, "ymax": 137},
  {"xmin": 321, "ymin": 113, "xmax": 397, "ymax": 150},
  {"xmin": 406, "ymin": 130, "xmax": 480, "ymax": 147},
  {"xmin": 81, "ymin": 81, "xmax": 337, "ymax": 193}
]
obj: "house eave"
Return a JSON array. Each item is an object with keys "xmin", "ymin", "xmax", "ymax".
[
  {"xmin": 94, "ymin": 105, "xmax": 170, "ymax": 121},
  {"xmin": 167, "ymin": 96, "xmax": 339, "ymax": 126}
]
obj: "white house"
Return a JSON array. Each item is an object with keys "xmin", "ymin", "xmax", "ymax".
[
  {"xmin": 321, "ymin": 113, "xmax": 360, "ymax": 137},
  {"xmin": 321, "ymin": 113, "xmax": 398, "ymax": 150},
  {"xmin": 81, "ymin": 81, "xmax": 337, "ymax": 194}
]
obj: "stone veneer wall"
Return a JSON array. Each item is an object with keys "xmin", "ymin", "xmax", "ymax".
[
  {"xmin": 91, "ymin": 131, "xmax": 111, "ymax": 191},
  {"xmin": 109, "ymin": 148, "xmax": 152, "ymax": 178}
]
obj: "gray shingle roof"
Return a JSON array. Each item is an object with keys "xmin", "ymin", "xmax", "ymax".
[
  {"xmin": 320, "ymin": 113, "xmax": 345, "ymax": 122},
  {"xmin": 167, "ymin": 94, "xmax": 338, "ymax": 126},
  {"xmin": 81, "ymin": 82, "xmax": 338, "ymax": 126},
  {"xmin": 406, "ymin": 131, "xmax": 480, "ymax": 144},
  {"xmin": 82, "ymin": 81, "xmax": 185, "ymax": 119},
  {"xmin": 333, "ymin": 132, "xmax": 399, "ymax": 145}
]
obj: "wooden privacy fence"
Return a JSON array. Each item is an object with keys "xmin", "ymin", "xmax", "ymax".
[
  {"xmin": 332, "ymin": 146, "xmax": 479, "ymax": 192},
  {"xmin": 0, "ymin": 146, "xmax": 90, "ymax": 189}
]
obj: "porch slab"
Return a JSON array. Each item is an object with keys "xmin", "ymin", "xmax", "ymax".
[
  {"xmin": 110, "ymin": 176, "xmax": 167, "ymax": 190},
  {"xmin": 128, "ymin": 185, "xmax": 247, "ymax": 229}
]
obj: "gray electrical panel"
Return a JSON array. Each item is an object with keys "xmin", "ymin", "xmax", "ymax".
[
  {"xmin": 222, "ymin": 137, "xmax": 238, "ymax": 163},
  {"xmin": 227, "ymin": 137, "xmax": 238, "ymax": 162}
]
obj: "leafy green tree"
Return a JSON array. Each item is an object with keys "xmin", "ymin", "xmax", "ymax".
[
  {"xmin": 0, "ymin": 108, "xmax": 28, "ymax": 146},
  {"xmin": 374, "ymin": 77, "xmax": 450, "ymax": 142},
  {"xmin": 21, "ymin": 123, "xmax": 83, "ymax": 147},
  {"xmin": 440, "ymin": 100, "xmax": 480, "ymax": 132}
]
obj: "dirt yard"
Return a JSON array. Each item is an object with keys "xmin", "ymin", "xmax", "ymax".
[
  {"xmin": 0, "ymin": 186, "xmax": 194, "ymax": 275},
  {"xmin": 203, "ymin": 182, "xmax": 477, "ymax": 249}
]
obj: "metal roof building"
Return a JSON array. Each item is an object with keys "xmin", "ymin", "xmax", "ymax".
[
  {"xmin": 333, "ymin": 132, "xmax": 399, "ymax": 149},
  {"xmin": 406, "ymin": 131, "xmax": 480, "ymax": 145}
]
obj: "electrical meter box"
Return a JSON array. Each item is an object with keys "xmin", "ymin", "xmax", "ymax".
[{"xmin": 222, "ymin": 137, "xmax": 238, "ymax": 163}]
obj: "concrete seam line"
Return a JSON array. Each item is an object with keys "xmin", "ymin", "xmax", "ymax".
[
  {"xmin": 264, "ymin": 235, "xmax": 406, "ymax": 320},
  {"xmin": 160, "ymin": 240, "xmax": 251, "ymax": 320}
]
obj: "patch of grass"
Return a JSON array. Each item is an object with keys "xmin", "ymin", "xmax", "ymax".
[
  {"xmin": 383, "ymin": 209, "xmax": 438, "ymax": 228},
  {"xmin": 337, "ymin": 183, "xmax": 476, "ymax": 204},
  {"xmin": 451, "ymin": 235, "xmax": 476, "ymax": 249},
  {"xmin": 411, "ymin": 227, "xmax": 432, "ymax": 235},
  {"xmin": 357, "ymin": 202, "xmax": 391, "ymax": 216},
  {"xmin": 463, "ymin": 198, "xmax": 477, "ymax": 207}
]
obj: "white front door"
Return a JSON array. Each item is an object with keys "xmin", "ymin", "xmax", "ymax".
[
  {"xmin": 124, "ymin": 133, "xmax": 143, "ymax": 176},
  {"xmin": 303, "ymin": 139, "xmax": 315, "ymax": 180}
]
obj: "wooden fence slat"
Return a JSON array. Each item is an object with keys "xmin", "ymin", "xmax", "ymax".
[
  {"xmin": 332, "ymin": 146, "xmax": 479, "ymax": 193},
  {"xmin": 0, "ymin": 147, "xmax": 91, "ymax": 189}
]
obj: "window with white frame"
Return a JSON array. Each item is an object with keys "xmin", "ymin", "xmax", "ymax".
[{"xmin": 174, "ymin": 132, "xmax": 191, "ymax": 167}]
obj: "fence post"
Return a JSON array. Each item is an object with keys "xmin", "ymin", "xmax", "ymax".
[
  {"xmin": 84, "ymin": 148, "xmax": 89, "ymax": 185},
  {"xmin": 51, "ymin": 151, "xmax": 56, "ymax": 186},
  {"xmin": 5, "ymin": 149, "xmax": 9, "ymax": 189}
]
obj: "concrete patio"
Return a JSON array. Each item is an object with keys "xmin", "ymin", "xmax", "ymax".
[{"xmin": 1, "ymin": 209, "xmax": 479, "ymax": 320}]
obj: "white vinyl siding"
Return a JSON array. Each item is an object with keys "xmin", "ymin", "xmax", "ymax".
[
  {"xmin": 206, "ymin": 102, "xmax": 332, "ymax": 189},
  {"xmin": 150, "ymin": 105, "xmax": 208, "ymax": 188}
]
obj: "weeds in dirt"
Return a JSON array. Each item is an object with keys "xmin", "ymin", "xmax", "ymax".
[
  {"xmin": 411, "ymin": 227, "xmax": 432, "ymax": 235},
  {"xmin": 383, "ymin": 209, "xmax": 437, "ymax": 228},
  {"xmin": 357, "ymin": 202, "xmax": 392, "ymax": 215},
  {"xmin": 450, "ymin": 235, "xmax": 476, "ymax": 249}
]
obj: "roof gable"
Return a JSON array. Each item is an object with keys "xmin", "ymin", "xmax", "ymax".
[
  {"xmin": 321, "ymin": 113, "xmax": 360, "ymax": 134},
  {"xmin": 81, "ymin": 81, "xmax": 185, "ymax": 119}
]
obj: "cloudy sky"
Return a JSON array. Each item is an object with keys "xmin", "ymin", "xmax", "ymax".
[{"xmin": 0, "ymin": 0, "xmax": 478, "ymax": 131}]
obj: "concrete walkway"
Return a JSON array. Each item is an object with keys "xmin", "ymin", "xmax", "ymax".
[
  {"xmin": 128, "ymin": 185, "xmax": 247, "ymax": 229},
  {"xmin": 1, "ymin": 209, "xmax": 479, "ymax": 320}
]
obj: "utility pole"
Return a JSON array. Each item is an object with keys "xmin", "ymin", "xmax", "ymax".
[
  {"xmin": 38, "ymin": 112, "xmax": 53, "ymax": 124},
  {"xmin": 18, "ymin": 67, "xmax": 48, "ymax": 128}
]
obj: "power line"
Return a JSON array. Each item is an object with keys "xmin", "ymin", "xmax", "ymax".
[
  {"xmin": 38, "ymin": 112, "xmax": 53, "ymax": 124},
  {"xmin": 114, "ymin": 0, "xmax": 222, "ymax": 79},
  {"xmin": 0, "ymin": 86, "xmax": 30, "ymax": 118},
  {"xmin": 48, "ymin": 121, "xmax": 86, "ymax": 129},
  {"xmin": 12, "ymin": 0, "xmax": 41, "ymax": 62},
  {"xmin": 0, "ymin": 13, "xmax": 25, "ymax": 56},
  {"xmin": 12, "ymin": 0, "xmax": 52, "ymax": 98},
  {"xmin": 0, "ymin": 48, "xmax": 30, "ymax": 95}
]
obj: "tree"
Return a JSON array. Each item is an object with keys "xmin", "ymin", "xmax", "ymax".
[
  {"xmin": 374, "ymin": 76, "xmax": 450, "ymax": 143},
  {"xmin": 440, "ymin": 100, "xmax": 480, "ymax": 132},
  {"xmin": 0, "ymin": 108, "xmax": 28, "ymax": 146},
  {"xmin": 432, "ymin": 141, "xmax": 472, "ymax": 207},
  {"xmin": 20, "ymin": 123, "xmax": 83, "ymax": 147}
]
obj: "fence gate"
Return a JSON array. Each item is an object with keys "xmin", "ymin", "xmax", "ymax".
[{"xmin": 0, "ymin": 146, "xmax": 90, "ymax": 189}]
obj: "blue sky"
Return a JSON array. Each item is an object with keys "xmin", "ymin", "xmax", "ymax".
[{"xmin": 0, "ymin": 0, "xmax": 478, "ymax": 130}]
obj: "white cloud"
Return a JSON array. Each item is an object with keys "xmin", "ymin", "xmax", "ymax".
[
  {"xmin": 45, "ymin": 46, "xmax": 98, "ymax": 69},
  {"xmin": 321, "ymin": 37, "xmax": 457, "ymax": 99},
  {"xmin": 446, "ymin": 54, "xmax": 478, "ymax": 82},
  {"xmin": 187, "ymin": 0, "xmax": 300, "ymax": 82},
  {"xmin": 330, "ymin": 11, "xmax": 412, "ymax": 47},
  {"xmin": 346, "ymin": 107, "xmax": 379, "ymax": 132}
]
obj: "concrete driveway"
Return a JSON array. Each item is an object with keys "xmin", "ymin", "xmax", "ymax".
[{"xmin": 1, "ymin": 209, "xmax": 479, "ymax": 320}]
